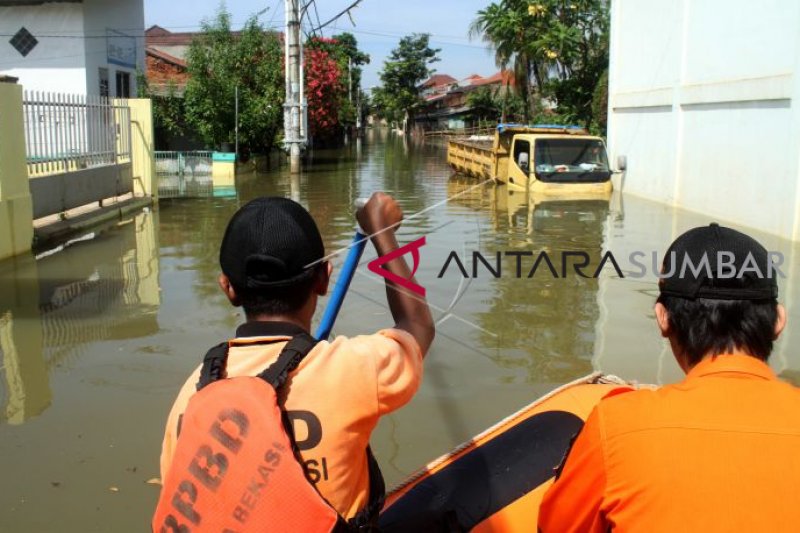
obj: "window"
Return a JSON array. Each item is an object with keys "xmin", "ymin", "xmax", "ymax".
[
  {"xmin": 99, "ymin": 68, "xmax": 109, "ymax": 97},
  {"xmin": 9, "ymin": 27, "xmax": 38, "ymax": 57},
  {"xmin": 115, "ymin": 71, "xmax": 131, "ymax": 98},
  {"xmin": 513, "ymin": 139, "xmax": 531, "ymax": 172}
]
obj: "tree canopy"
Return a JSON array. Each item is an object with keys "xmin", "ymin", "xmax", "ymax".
[
  {"xmin": 183, "ymin": 7, "xmax": 284, "ymax": 153},
  {"xmin": 471, "ymin": 0, "xmax": 610, "ymax": 130},
  {"xmin": 305, "ymin": 33, "xmax": 370, "ymax": 136},
  {"xmin": 372, "ymin": 34, "xmax": 441, "ymax": 126}
]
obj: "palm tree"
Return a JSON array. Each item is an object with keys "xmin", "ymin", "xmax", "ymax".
[{"xmin": 470, "ymin": 0, "xmax": 544, "ymax": 122}]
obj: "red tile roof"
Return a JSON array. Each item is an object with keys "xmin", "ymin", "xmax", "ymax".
[
  {"xmin": 420, "ymin": 74, "xmax": 457, "ymax": 88},
  {"xmin": 470, "ymin": 70, "xmax": 515, "ymax": 87},
  {"xmin": 145, "ymin": 46, "xmax": 187, "ymax": 68}
]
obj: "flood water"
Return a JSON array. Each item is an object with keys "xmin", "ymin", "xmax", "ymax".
[{"xmin": 1, "ymin": 129, "xmax": 799, "ymax": 531}]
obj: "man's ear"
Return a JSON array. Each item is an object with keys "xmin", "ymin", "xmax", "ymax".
[
  {"xmin": 655, "ymin": 302, "xmax": 671, "ymax": 337},
  {"xmin": 218, "ymin": 273, "xmax": 242, "ymax": 306},
  {"xmin": 775, "ymin": 303, "xmax": 787, "ymax": 340},
  {"xmin": 314, "ymin": 262, "xmax": 333, "ymax": 296}
]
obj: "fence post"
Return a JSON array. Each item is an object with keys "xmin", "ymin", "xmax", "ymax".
[
  {"xmin": 212, "ymin": 151, "xmax": 236, "ymax": 194},
  {"xmin": 126, "ymin": 98, "xmax": 157, "ymax": 201},
  {"xmin": 0, "ymin": 79, "xmax": 34, "ymax": 260}
]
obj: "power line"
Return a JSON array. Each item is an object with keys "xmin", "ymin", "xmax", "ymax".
[
  {"xmin": 311, "ymin": 0, "xmax": 362, "ymax": 33},
  {"xmin": 312, "ymin": 0, "xmax": 324, "ymax": 38}
]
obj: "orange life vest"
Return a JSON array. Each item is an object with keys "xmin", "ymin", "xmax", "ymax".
[{"xmin": 153, "ymin": 333, "xmax": 384, "ymax": 532}]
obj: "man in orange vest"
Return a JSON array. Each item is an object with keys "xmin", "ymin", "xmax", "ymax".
[
  {"xmin": 159, "ymin": 192, "xmax": 434, "ymax": 525},
  {"xmin": 539, "ymin": 223, "xmax": 799, "ymax": 531}
]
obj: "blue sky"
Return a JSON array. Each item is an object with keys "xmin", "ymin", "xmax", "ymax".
[{"xmin": 144, "ymin": 0, "xmax": 499, "ymax": 88}]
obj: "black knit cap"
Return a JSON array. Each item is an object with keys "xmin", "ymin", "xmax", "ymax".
[
  {"xmin": 659, "ymin": 223, "xmax": 778, "ymax": 300},
  {"xmin": 219, "ymin": 197, "xmax": 325, "ymax": 290}
]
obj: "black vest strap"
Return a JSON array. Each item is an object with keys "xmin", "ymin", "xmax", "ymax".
[
  {"xmin": 346, "ymin": 445, "xmax": 387, "ymax": 531},
  {"xmin": 195, "ymin": 332, "xmax": 386, "ymax": 530},
  {"xmin": 257, "ymin": 332, "xmax": 318, "ymax": 389},
  {"xmin": 196, "ymin": 341, "xmax": 229, "ymax": 391}
]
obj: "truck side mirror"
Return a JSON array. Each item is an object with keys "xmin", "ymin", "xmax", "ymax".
[
  {"xmin": 616, "ymin": 155, "xmax": 627, "ymax": 172},
  {"xmin": 517, "ymin": 152, "xmax": 529, "ymax": 171}
]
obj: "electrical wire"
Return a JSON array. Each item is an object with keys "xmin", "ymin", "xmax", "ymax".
[
  {"xmin": 0, "ymin": 27, "xmax": 489, "ymax": 50},
  {"xmin": 310, "ymin": 0, "xmax": 362, "ymax": 33}
]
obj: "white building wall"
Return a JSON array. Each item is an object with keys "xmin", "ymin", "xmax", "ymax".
[
  {"xmin": 82, "ymin": 0, "xmax": 146, "ymax": 98},
  {"xmin": 0, "ymin": 1, "xmax": 145, "ymax": 97},
  {"xmin": 0, "ymin": 4, "xmax": 87, "ymax": 94},
  {"xmin": 608, "ymin": 0, "xmax": 800, "ymax": 241}
]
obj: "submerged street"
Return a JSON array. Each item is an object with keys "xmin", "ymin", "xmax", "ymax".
[{"xmin": 1, "ymin": 130, "xmax": 799, "ymax": 531}]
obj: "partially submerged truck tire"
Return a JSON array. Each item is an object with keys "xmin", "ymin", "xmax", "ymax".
[{"xmin": 447, "ymin": 124, "xmax": 614, "ymax": 195}]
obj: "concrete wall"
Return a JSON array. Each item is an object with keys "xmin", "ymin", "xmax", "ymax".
[
  {"xmin": 0, "ymin": 82, "xmax": 34, "ymax": 260},
  {"xmin": 607, "ymin": 0, "xmax": 800, "ymax": 241},
  {"xmin": 594, "ymin": 191, "xmax": 800, "ymax": 386},
  {"xmin": 127, "ymin": 98, "xmax": 156, "ymax": 198},
  {"xmin": 0, "ymin": 4, "xmax": 87, "ymax": 94},
  {"xmin": 0, "ymin": 1, "xmax": 145, "ymax": 97}
]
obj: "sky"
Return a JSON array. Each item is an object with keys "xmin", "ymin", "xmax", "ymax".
[{"xmin": 144, "ymin": 0, "xmax": 500, "ymax": 88}]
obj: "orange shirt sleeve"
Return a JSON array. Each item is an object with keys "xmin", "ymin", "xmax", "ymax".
[
  {"xmin": 538, "ymin": 406, "xmax": 608, "ymax": 533},
  {"xmin": 368, "ymin": 328, "xmax": 424, "ymax": 415},
  {"xmin": 159, "ymin": 367, "xmax": 201, "ymax": 480}
]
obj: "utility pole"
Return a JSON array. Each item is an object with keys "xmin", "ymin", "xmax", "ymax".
[
  {"xmin": 284, "ymin": 0, "xmax": 304, "ymax": 173},
  {"xmin": 234, "ymin": 85, "xmax": 239, "ymax": 159},
  {"xmin": 348, "ymin": 57, "xmax": 353, "ymax": 104}
]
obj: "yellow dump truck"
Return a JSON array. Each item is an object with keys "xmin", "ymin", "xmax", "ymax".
[{"xmin": 447, "ymin": 124, "xmax": 614, "ymax": 194}]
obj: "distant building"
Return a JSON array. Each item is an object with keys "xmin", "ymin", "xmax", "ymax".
[
  {"xmin": 143, "ymin": 26, "xmax": 194, "ymax": 95},
  {"xmin": 145, "ymin": 25, "xmax": 198, "ymax": 61},
  {"xmin": 416, "ymin": 71, "xmax": 514, "ymax": 130},
  {"xmin": 0, "ymin": 0, "xmax": 145, "ymax": 96},
  {"xmin": 145, "ymin": 46, "xmax": 188, "ymax": 96},
  {"xmin": 607, "ymin": 0, "xmax": 800, "ymax": 240},
  {"xmin": 419, "ymin": 74, "xmax": 457, "ymax": 98}
]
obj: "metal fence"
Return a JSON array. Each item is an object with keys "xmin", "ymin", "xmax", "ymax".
[
  {"xmin": 23, "ymin": 91, "xmax": 132, "ymax": 178},
  {"xmin": 154, "ymin": 151, "xmax": 213, "ymax": 178},
  {"xmin": 155, "ymin": 151, "xmax": 214, "ymax": 198}
]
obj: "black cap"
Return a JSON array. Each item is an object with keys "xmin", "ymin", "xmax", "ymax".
[
  {"xmin": 219, "ymin": 197, "xmax": 325, "ymax": 290},
  {"xmin": 659, "ymin": 223, "xmax": 778, "ymax": 300}
]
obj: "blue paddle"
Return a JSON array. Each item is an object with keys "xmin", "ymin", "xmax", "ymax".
[{"xmin": 315, "ymin": 199, "xmax": 369, "ymax": 341}]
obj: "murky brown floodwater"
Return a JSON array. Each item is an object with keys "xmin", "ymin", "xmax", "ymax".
[{"xmin": 1, "ymin": 128, "xmax": 798, "ymax": 531}]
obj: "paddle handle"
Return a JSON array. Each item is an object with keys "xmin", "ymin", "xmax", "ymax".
[{"xmin": 314, "ymin": 198, "xmax": 369, "ymax": 341}]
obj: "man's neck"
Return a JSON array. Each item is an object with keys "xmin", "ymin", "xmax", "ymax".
[{"xmin": 245, "ymin": 314, "xmax": 311, "ymax": 332}]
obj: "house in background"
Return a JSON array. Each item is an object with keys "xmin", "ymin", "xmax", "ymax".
[
  {"xmin": 145, "ymin": 46, "xmax": 188, "ymax": 96},
  {"xmin": 145, "ymin": 25, "xmax": 200, "ymax": 63},
  {"xmin": 0, "ymin": 0, "xmax": 145, "ymax": 97},
  {"xmin": 415, "ymin": 71, "xmax": 515, "ymax": 131},
  {"xmin": 419, "ymin": 73, "xmax": 457, "ymax": 99}
]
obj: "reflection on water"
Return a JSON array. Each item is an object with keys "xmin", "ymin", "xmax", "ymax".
[
  {"xmin": 0, "ymin": 214, "xmax": 160, "ymax": 426},
  {"xmin": 0, "ymin": 129, "xmax": 798, "ymax": 531}
]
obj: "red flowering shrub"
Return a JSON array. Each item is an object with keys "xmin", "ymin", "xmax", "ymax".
[{"xmin": 304, "ymin": 45, "xmax": 344, "ymax": 140}]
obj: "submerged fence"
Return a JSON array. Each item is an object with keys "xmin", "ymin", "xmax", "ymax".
[
  {"xmin": 155, "ymin": 151, "xmax": 214, "ymax": 198},
  {"xmin": 22, "ymin": 91, "xmax": 132, "ymax": 178},
  {"xmin": 154, "ymin": 151, "xmax": 213, "ymax": 178}
]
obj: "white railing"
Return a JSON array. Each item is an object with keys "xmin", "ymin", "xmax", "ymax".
[{"xmin": 22, "ymin": 91, "xmax": 132, "ymax": 178}]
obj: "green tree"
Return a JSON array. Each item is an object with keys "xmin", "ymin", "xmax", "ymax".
[
  {"xmin": 332, "ymin": 32, "xmax": 370, "ymax": 127},
  {"xmin": 471, "ymin": 0, "xmax": 609, "ymax": 128},
  {"xmin": 184, "ymin": 7, "xmax": 284, "ymax": 154},
  {"xmin": 137, "ymin": 71, "xmax": 187, "ymax": 148},
  {"xmin": 373, "ymin": 34, "xmax": 440, "ymax": 127},
  {"xmin": 591, "ymin": 68, "xmax": 609, "ymax": 134},
  {"xmin": 466, "ymin": 87, "xmax": 502, "ymax": 123},
  {"xmin": 470, "ymin": 1, "xmax": 540, "ymax": 122},
  {"xmin": 466, "ymin": 85, "xmax": 527, "ymax": 124}
]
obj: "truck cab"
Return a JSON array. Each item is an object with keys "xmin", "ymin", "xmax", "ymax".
[{"xmin": 498, "ymin": 125, "xmax": 612, "ymax": 193}]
